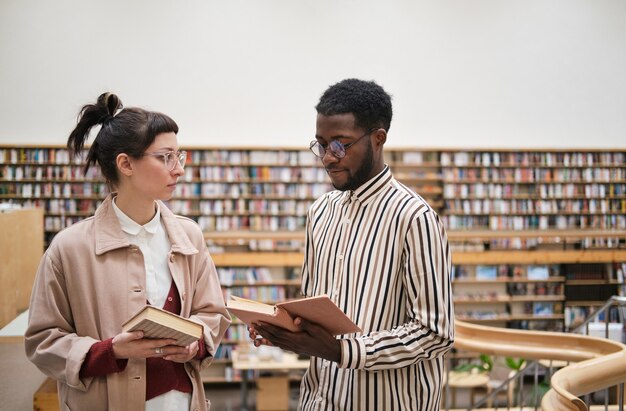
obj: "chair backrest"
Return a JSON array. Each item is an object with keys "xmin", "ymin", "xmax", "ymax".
[{"xmin": 488, "ymin": 357, "xmax": 526, "ymax": 405}]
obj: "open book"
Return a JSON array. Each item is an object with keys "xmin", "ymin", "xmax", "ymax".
[
  {"xmin": 226, "ymin": 295, "xmax": 361, "ymax": 336},
  {"xmin": 122, "ymin": 306, "xmax": 203, "ymax": 346}
]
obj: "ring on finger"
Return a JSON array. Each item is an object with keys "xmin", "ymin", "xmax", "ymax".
[{"xmin": 155, "ymin": 347, "xmax": 163, "ymax": 354}]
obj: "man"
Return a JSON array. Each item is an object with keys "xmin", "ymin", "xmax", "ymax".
[{"xmin": 250, "ymin": 78, "xmax": 454, "ymax": 410}]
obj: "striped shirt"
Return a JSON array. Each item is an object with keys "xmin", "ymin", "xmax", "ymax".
[{"xmin": 299, "ymin": 165, "xmax": 454, "ymax": 411}]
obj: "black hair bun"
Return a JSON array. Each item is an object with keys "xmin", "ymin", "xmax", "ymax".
[{"xmin": 97, "ymin": 92, "xmax": 123, "ymax": 117}]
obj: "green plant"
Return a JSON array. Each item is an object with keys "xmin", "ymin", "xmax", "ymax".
[
  {"xmin": 505, "ymin": 357, "xmax": 525, "ymax": 371},
  {"xmin": 453, "ymin": 353, "xmax": 493, "ymax": 373}
]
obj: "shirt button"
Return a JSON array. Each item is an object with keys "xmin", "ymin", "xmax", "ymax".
[{"xmin": 167, "ymin": 296, "xmax": 173, "ymax": 302}]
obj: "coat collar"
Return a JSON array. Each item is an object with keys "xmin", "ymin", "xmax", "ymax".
[{"xmin": 94, "ymin": 194, "xmax": 198, "ymax": 256}]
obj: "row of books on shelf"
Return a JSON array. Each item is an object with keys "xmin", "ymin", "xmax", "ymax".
[
  {"xmin": 454, "ymin": 264, "xmax": 625, "ymax": 283},
  {"xmin": 6, "ymin": 148, "xmax": 623, "ymax": 168},
  {"xmin": 0, "ymin": 147, "xmax": 440, "ymax": 170},
  {"xmin": 454, "ymin": 290, "xmax": 564, "ymax": 302},
  {"xmin": 0, "ymin": 148, "xmax": 76, "ymax": 164},
  {"xmin": 186, "ymin": 149, "xmax": 317, "ymax": 166},
  {"xmin": 443, "ymin": 183, "xmax": 626, "ymax": 199},
  {"xmin": 0, "ymin": 182, "xmax": 108, "ymax": 197},
  {"xmin": 187, "ymin": 149, "xmax": 439, "ymax": 167},
  {"xmin": 509, "ymin": 320, "xmax": 564, "ymax": 332},
  {"xmin": 197, "ymin": 215, "xmax": 306, "ymax": 232},
  {"xmin": 523, "ymin": 302, "xmax": 561, "ymax": 316},
  {"xmin": 45, "ymin": 199, "xmax": 102, "ymax": 217},
  {"xmin": 453, "ymin": 264, "xmax": 556, "ymax": 281},
  {"xmin": 442, "ymin": 167, "xmax": 625, "ymax": 183},
  {"xmin": 224, "ymin": 323, "xmax": 251, "ymax": 342},
  {"xmin": 20, "ymin": 199, "xmax": 101, "ymax": 214},
  {"xmin": 563, "ymin": 263, "xmax": 622, "ymax": 281},
  {"xmin": 444, "ymin": 215, "xmax": 626, "ymax": 230},
  {"xmin": 1, "ymin": 165, "xmax": 102, "ymax": 181},
  {"xmin": 167, "ymin": 199, "xmax": 311, "ymax": 215},
  {"xmin": 388, "ymin": 151, "xmax": 438, "ymax": 165},
  {"xmin": 565, "ymin": 284, "xmax": 622, "ymax": 302},
  {"xmin": 221, "ymin": 286, "xmax": 298, "ymax": 303},
  {"xmin": 563, "ymin": 306, "xmax": 623, "ymax": 329},
  {"xmin": 456, "ymin": 303, "xmax": 562, "ymax": 320},
  {"xmin": 507, "ymin": 282, "xmax": 563, "ymax": 296},
  {"xmin": 182, "ymin": 166, "xmax": 329, "ymax": 182},
  {"xmin": 445, "ymin": 199, "xmax": 626, "ymax": 214},
  {"xmin": 217, "ymin": 267, "xmax": 276, "ymax": 286},
  {"xmin": 44, "ymin": 216, "xmax": 82, "ymax": 232},
  {"xmin": 440, "ymin": 151, "xmax": 626, "ymax": 167},
  {"xmin": 247, "ymin": 239, "xmax": 305, "ymax": 252},
  {"xmin": 172, "ymin": 182, "xmax": 331, "ymax": 198},
  {"xmin": 451, "ymin": 237, "xmax": 625, "ymax": 252},
  {"xmin": 213, "ymin": 343, "xmax": 233, "ymax": 360},
  {"xmin": 207, "ymin": 240, "xmax": 305, "ymax": 254}
]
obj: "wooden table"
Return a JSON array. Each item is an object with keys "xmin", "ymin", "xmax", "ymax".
[
  {"xmin": 444, "ymin": 370, "xmax": 490, "ymax": 409},
  {"xmin": 231, "ymin": 350, "xmax": 309, "ymax": 411}
]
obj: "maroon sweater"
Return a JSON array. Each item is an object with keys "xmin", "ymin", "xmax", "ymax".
[{"xmin": 80, "ymin": 282, "xmax": 207, "ymax": 400}]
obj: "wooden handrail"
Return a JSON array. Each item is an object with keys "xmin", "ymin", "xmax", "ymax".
[{"xmin": 454, "ymin": 319, "xmax": 626, "ymax": 410}]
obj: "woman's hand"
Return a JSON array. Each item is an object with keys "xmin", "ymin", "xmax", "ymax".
[
  {"xmin": 162, "ymin": 340, "xmax": 199, "ymax": 363},
  {"xmin": 112, "ymin": 331, "xmax": 187, "ymax": 360}
]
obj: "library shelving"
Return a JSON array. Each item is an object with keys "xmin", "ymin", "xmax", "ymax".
[
  {"xmin": 440, "ymin": 149, "xmax": 626, "ymax": 231},
  {"xmin": 0, "ymin": 146, "xmax": 443, "ymax": 245},
  {"xmin": 2, "ymin": 145, "xmax": 626, "ymax": 383}
]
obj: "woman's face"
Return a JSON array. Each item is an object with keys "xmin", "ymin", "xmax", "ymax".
[{"xmin": 125, "ymin": 132, "xmax": 184, "ymax": 201}]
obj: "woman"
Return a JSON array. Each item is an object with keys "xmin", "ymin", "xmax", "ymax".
[{"xmin": 25, "ymin": 93, "xmax": 231, "ymax": 411}]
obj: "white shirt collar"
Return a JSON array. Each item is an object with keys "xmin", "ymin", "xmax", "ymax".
[{"xmin": 112, "ymin": 197, "xmax": 161, "ymax": 236}]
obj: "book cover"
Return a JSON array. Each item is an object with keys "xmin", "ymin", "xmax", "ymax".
[
  {"xmin": 527, "ymin": 265, "xmax": 550, "ymax": 280},
  {"xmin": 226, "ymin": 295, "xmax": 361, "ymax": 336},
  {"xmin": 476, "ymin": 265, "xmax": 498, "ymax": 280},
  {"xmin": 122, "ymin": 306, "xmax": 203, "ymax": 347},
  {"xmin": 533, "ymin": 302, "xmax": 554, "ymax": 316}
]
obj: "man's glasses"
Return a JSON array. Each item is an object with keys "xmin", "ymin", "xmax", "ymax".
[
  {"xmin": 309, "ymin": 128, "xmax": 377, "ymax": 159},
  {"xmin": 143, "ymin": 150, "xmax": 187, "ymax": 171}
]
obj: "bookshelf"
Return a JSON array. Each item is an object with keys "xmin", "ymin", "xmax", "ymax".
[
  {"xmin": 0, "ymin": 146, "xmax": 442, "ymax": 245},
  {"xmin": 440, "ymin": 150, "xmax": 626, "ymax": 231},
  {"xmin": 2, "ymin": 145, "xmax": 625, "ymax": 383}
]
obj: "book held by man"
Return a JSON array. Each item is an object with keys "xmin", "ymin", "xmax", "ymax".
[
  {"xmin": 122, "ymin": 306, "xmax": 203, "ymax": 346},
  {"xmin": 226, "ymin": 295, "xmax": 361, "ymax": 336}
]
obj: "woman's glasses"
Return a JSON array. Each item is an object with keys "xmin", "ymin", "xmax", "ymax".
[{"xmin": 143, "ymin": 150, "xmax": 187, "ymax": 171}]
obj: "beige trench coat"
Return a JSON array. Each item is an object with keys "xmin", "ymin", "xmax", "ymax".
[{"xmin": 25, "ymin": 195, "xmax": 231, "ymax": 411}]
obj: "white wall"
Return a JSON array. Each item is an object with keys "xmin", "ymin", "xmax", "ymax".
[{"xmin": 1, "ymin": 0, "xmax": 624, "ymax": 148}]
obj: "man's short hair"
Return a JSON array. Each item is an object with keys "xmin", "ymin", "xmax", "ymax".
[{"xmin": 315, "ymin": 78, "xmax": 393, "ymax": 132}]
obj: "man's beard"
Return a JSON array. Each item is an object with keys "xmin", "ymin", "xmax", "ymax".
[{"xmin": 331, "ymin": 142, "xmax": 374, "ymax": 191}]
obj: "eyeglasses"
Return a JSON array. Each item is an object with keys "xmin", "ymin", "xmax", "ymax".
[
  {"xmin": 309, "ymin": 128, "xmax": 377, "ymax": 159},
  {"xmin": 143, "ymin": 150, "xmax": 187, "ymax": 171}
]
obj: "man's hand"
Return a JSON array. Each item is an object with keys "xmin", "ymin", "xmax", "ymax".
[{"xmin": 250, "ymin": 317, "xmax": 341, "ymax": 363}]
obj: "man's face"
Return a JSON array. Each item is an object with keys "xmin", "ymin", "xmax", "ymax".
[{"xmin": 314, "ymin": 113, "xmax": 377, "ymax": 191}]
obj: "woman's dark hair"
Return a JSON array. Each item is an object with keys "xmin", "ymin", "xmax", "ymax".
[
  {"xmin": 315, "ymin": 78, "xmax": 393, "ymax": 132},
  {"xmin": 67, "ymin": 92, "xmax": 178, "ymax": 185}
]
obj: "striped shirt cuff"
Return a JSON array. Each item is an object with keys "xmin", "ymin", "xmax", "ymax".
[{"xmin": 338, "ymin": 338, "xmax": 367, "ymax": 369}]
